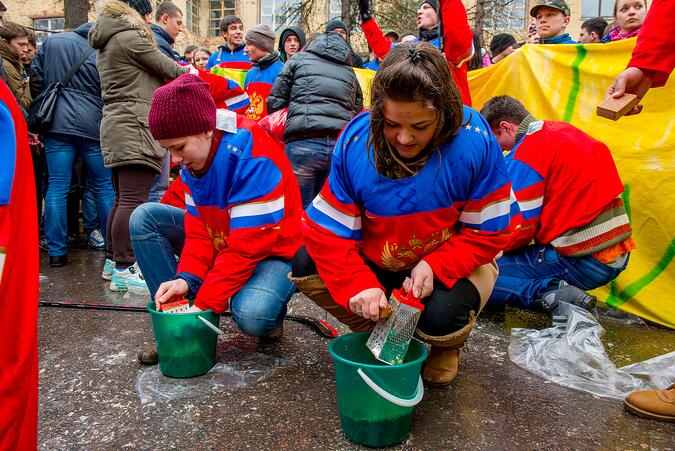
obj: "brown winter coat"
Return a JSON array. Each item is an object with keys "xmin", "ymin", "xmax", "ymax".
[
  {"xmin": 88, "ymin": 0, "xmax": 188, "ymax": 172},
  {"xmin": 0, "ymin": 37, "xmax": 31, "ymax": 111}
]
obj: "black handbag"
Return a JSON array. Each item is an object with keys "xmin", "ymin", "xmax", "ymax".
[{"xmin": 27, "ymin": 48, "xmax": 95, "ymax": 134}]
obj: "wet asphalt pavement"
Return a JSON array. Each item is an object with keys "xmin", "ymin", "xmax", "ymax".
[{"xmin": 38, "ymin": 247, "xmax": 675, "ymax": 449}]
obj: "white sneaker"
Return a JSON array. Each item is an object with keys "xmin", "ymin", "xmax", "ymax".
[
  {"xmin": 110, "ymin": 263, "xmax": 149, "ymax": 293},
  {"xmin": 102, "ymin": 258, "xmax": 115, "ymax": 281}
]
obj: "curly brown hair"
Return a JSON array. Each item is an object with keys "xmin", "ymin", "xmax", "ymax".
[{"xmin": 368, "ymin": 41, "xmax": 463, "ymax": 178}]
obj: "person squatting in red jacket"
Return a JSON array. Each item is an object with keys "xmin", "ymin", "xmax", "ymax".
[
  {"xmin": 290, "ymin": 43, "xmax": 521, "ymax": 386},
  {"xmin": 130, "ymin": 74, "xmax": 302, "ymax": 363},
  {"xmin": 480, "ymin": 96, "xmax": 634, "ymax": 315},
  {"xmin": 358, "ymin": 0, "xmax": 474, "ymax": 106}
]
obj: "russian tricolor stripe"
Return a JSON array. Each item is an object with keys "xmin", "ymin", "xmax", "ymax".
[
  {"xmin": 459, "ymin": 189, "xmax": 517, "ymax": 232},
  {"xmin": 185, "ymin": 193, "xmax": 199, "ymax": 217},
  {"xmin": 226, "ymin": 92, "xmax": 250, "ymax": 112},
  {"xmin": 518, "ymin": 196, "xmax": 543, "ymax": 220},
  {"xmin": 307, "ymin": 195, "xmax": 362, "ymax": 241},
  {"xmin": 229, "ymin": 196, "xmax": 284, "ymax": 229}
]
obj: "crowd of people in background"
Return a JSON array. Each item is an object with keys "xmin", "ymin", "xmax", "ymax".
[{"xmin": 1, "ymin": 0, "xmax": 673, "ymax": 445}]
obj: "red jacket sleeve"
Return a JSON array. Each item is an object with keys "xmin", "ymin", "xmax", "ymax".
[
  {"xmin": 627, "ymin": 0, "xmax": 675, "ymax": 87},
  {"xmin": 441, "ymin": 0, "xmax": 473, "ymax": 106},
  {"xmin": 303, "ymin": 139, "xmax": 382, "ymax": 309},
  {"xmin": 423, "ymin": 183, "xmax": 520, "ymax": 285},
  {"xmin": 194, "ymin": 210, "xmax": 283, "ymax": 312},
  {"xmin": 422, "ymin": 131, "xmax": 520, "ymax": 284},
  {"xmin": 361, "ymin": 18, "xmax": 395, "ymax": 60}
]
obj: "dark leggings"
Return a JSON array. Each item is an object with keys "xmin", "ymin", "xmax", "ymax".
[
  {"xmin": 106, "ymin": 165, "xmax": 157, "ymax": 267},
  {"xmin": 292, "ymin": 246, "xmax": 480, "ymax": 336}
]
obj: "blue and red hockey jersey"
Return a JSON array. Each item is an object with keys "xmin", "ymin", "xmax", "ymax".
[
  {"xmin": 176, "ymin": 116, "xmax": 303, "ymax": 312},
  {"xmin": 304, "ymin": 108, "xmax": 521, "ymax": 309}
]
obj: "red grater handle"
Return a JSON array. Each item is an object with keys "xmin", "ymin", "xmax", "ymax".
[{"xmin": 391, "ymin": 288, "xmax": 425, "ymax": 311}]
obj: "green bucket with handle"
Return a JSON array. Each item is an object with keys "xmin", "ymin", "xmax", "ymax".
[
  {"xmin": 147, "ymin": 301, "xmax": 223, "ymax": 378},
  {"xmin": 328, "ymin": 332, "xmax": 428, "ymax": 447}
]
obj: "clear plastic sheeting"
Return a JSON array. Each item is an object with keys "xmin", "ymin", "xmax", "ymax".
[
  {"xmin": 508, "ymin": 303, "xmax": 675, "ymax": 400},
  {"xmin": 137, "ymin": 348, "xmax": 293, "ymax": 404}
]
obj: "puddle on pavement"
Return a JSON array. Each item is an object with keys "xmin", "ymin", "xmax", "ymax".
[{"xmin": 481, "ymin": 305, "xmax": 674, "ymax": 368}]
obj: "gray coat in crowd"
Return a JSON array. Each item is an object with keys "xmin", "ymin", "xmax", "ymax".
[
  {"xmin": 267, "ymin": 32, "xmax": 363, "ymax": 144},
  {"xmin": 88, "ymin": 0, "xmax": 187, "ymax": 173},
  {"xmin": 30, "ymin": 22, "xmax": 102, "ymax": 141}
]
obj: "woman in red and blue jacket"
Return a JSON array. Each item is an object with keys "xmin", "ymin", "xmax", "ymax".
[
  {"xmin": 291, "ymin": 43, "xmax": 520, "ymax": 386},
  {"xmin": 138, "ymin": 74, "xmax": 302, "ymax": 341}
]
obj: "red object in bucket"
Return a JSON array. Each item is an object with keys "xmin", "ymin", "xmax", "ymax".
[{"xmin": 158, "ymin": 299, "xmax": 190, "ymax": 313}]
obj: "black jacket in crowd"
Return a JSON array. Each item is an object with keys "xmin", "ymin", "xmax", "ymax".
[
  {"xmin": 267, "ymin": 32, "xmax": 363, "ymax": 144},
  {"xmin": 30, "ymin": 22, "xmax": 102, "ymax": 141},
  {"xmin": 151, "ymin": 24, "xmax": 180, "ymax": 61}
]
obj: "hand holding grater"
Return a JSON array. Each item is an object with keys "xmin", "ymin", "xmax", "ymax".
[{"xmin": 366, "ymin": 288, "xmax": 425, "ymax": 365}]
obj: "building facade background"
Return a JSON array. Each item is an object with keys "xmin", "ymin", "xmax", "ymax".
[{"xmin": 2, "ymin": 0, "xmax": 619, "ymax": 56}]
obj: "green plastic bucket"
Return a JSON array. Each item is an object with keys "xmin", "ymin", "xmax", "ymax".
[
  {"xmin": 147, "ymin": 301, "xmax": 222, "ymax": 378},
  {"xmin": 328, "ymin": 332, "xmax": 428, "ymax": 447}
]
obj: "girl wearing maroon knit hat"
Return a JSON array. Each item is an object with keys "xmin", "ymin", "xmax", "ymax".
[{"xmin": 140, "ymin": 74, "xmax": 302, "ymax": 340}]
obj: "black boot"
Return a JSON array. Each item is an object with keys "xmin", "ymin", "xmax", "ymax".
[
  {"xmin": 49, "ymin": 255, "xmax": 68, "ymax": 268},
  {"xmin": 533, "ymin": 283, "xmax": 597, "ymax": 314}
]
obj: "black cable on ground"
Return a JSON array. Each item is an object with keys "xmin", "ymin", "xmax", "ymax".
[{"xmin": 39, "ymin": 299, "xmax": 338, "ymax": 339}]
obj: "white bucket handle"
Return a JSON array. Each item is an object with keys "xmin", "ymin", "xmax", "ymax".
[
  {"xmin": 357, "ymin": 368, "xmax": 424, "ymax": 407},
  {"xmin": 197, "ymin": 315, "xmax": 224, "ymax": 335}
]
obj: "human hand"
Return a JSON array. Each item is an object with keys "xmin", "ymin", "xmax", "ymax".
[
  {"xmin": 28, "ymin": 132, "xmax": 42, "ymax": 146},
  {"xmin": 402, "ymin": 260, "xmax": 434, "ymax": 299},
  {"xmin": 528, "ymin": 33, "xmax": 540, "ymax": 44},
  {"xmin": 358, "ymin": 0, "xmax": 372, "ymax": 22},
  {"xmin": 155, "ymin": 278, "xmax": 189, "ymax": 305},
  {"xmin": 605, "ymin": 67, "xmax": 654, "ymax": 116},
  {"xmin": 349, "ymin": 287, "xmax": 388, "ymax": 320}
]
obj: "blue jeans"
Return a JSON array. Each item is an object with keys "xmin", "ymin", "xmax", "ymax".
[
  {"xmin": 285, "ymin": 138, "xmax": 335, "ymax": 208},
  {"xmin": 148, "ymin": 153, "xmax": 170, "ymax": 203},
  {"xmin": 129, "ymin": 202, "xmax": 296, "ymax": 336},
  {"xmin": 83, "ymin": 181, "xmax": 99, "ymax": 234},
  {"xmin": 43, "ymin": 134, "xmax": 115, "ymax": 256},
  {"xmin": 489, "ymin": 244, "xmax": 629, "ymax": 309},
  {"xmin": 129, "ymin": 203, "xmax": 185, "ymax": 296}
]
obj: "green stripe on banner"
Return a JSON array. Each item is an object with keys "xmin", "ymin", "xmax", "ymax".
[
  {"xmin": 606, "ymin": 238, "xmax": 675, "ymax": 308},
  {"xmin": 622, "ymin": 185, "xmax": 632, "ymax": 221},
  {"xmin": 563, "ymin": 46, "xmax": 587, "ymax": 123}
]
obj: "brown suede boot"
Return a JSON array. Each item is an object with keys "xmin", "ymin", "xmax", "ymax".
[
  {"xmin": 624, "ymin": 385, "xmax": 675, "ymax": 423},
  {"xmin": 414, "ymin": 260, "xmax": 498, "ymax": 386},
  {"xmin": 416, "ymin": 314, "xmax": 476, "ymax": 386},
  {"xmin": 289, "ymin": 273, "xmax": 374, "ymax": 332}
]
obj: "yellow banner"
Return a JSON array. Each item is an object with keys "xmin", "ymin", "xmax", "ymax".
[{"xmin": 468, "ymin": 39, "xmax": 675, "ymax": 329}]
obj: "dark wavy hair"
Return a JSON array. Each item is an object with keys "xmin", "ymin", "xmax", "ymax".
[{"xmin": 369, "ymin": 41, "xmax": 463, "ymax": 178}]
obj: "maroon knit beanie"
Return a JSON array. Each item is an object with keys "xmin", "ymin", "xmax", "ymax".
[{"xmin": 149, "ymin": 74, "xmax": 216, "ymax": 141}]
